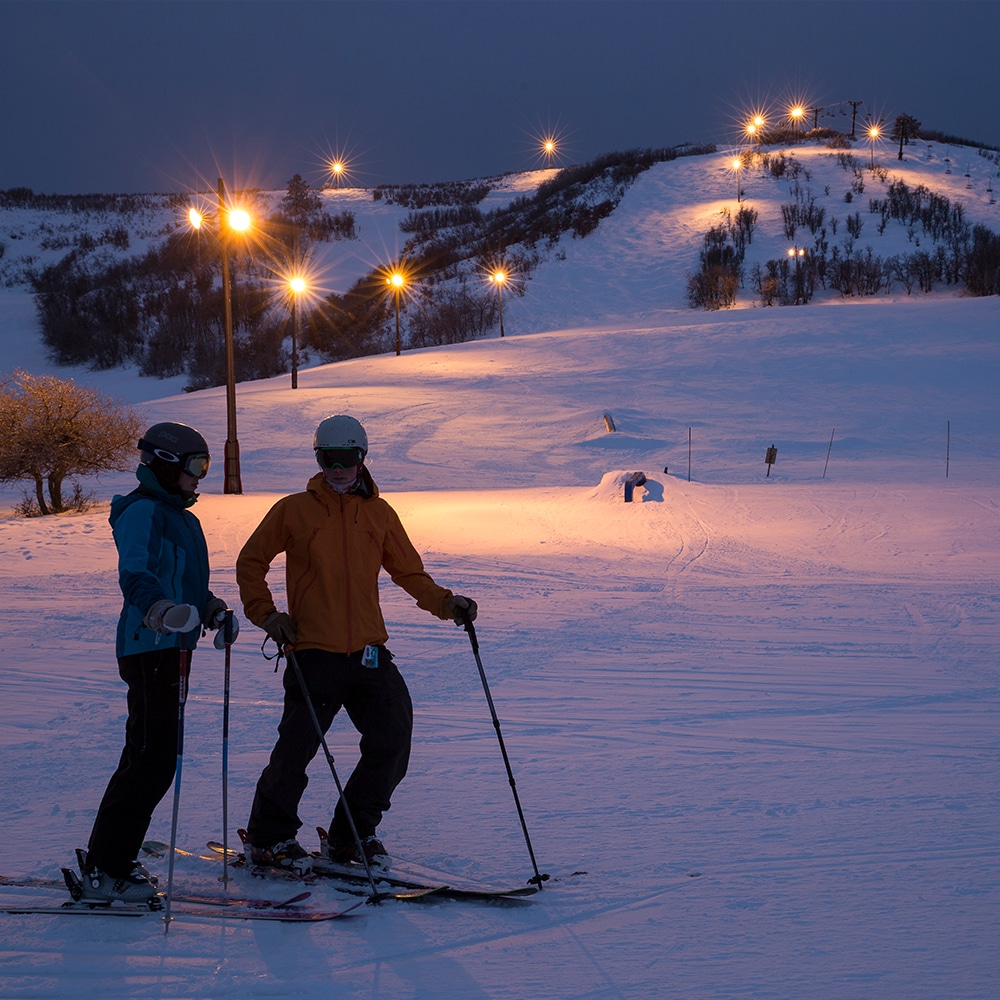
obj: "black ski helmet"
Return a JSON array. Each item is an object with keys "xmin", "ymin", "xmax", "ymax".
[{"xmin": 138, "ymin": 422, "xmax": 211, "ymax": 490}]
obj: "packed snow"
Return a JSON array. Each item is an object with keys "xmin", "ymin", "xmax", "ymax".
[{"xmin": 1, "ymin": 141, "xmax": 998, "ymax": 999}]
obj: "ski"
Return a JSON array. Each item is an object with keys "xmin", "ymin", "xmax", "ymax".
[
  {"xmin": 148, "ymin": 831, "xmax": 539, "ymax": 902},
  {"xmin": 310, "ymin": 826, "xmax": 538, "ymax": 899},
  {"xmin": 1, "ymin": 899, "xmax": 362, "ymax": 922},
  {"xmin": 4, "ymin": 872, "xmax": 312, "ymax": 912},
  {"xmin": 143, "ymin": 839, "xmax": 314, "ymax": 885},
  {"xmin": 64, "ymin": 864, "xmax": 315, "ymax": 911},
  {"xmin": 211, "ymin": 827, "xmax": 537, "ymax": 901},
  {"xmin": 205, "ymin": 839, "xmax": 440, "ymax": 901},
  {"xmin": 310, "ymin": 855, "xmax": 536, "ymax": 900}
]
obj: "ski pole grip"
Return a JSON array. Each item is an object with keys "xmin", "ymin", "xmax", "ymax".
[{"xmin": 462, "ymin": 617, "xmax": 480, "ymax": 653}]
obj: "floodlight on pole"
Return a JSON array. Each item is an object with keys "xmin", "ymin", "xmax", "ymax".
[
  {"xmin": 867, "ymin": 121, "xmax": 881, "ymax": 168},
  {"xmin": 288, "ymin": 275, "xmax": 307, "ymax": 389},
  {"xmin": 217, "ymin": 180, "xmax": 244, "ymax": 493},
  {"xmin": 745, "ymin": 113, "xmax": 766, "ymax": 155},
  {"xmin": 730, "ymin": 156, "xmax": 743, "ymax": 203},
  {"xmin": 788, "ymin": 246, "xmax": 808, "ymax": 304},
  {"xmin": 490, "ymin": 268, "xmax": 508, "ymax": 337},
  {"xmin": 327, "ymin": 157, "xmax": 349, "ymax": 187},
  {"xmin": 187, "ymin": 180, "xmax": 251, "ymax": 493},
  {"xmin": 387, "ymin": 269, "xmax": 406, "ymax": 356}
]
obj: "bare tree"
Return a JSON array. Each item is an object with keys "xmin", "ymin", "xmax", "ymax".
[{"xmin": 0, "ymin": 369, "xmax": 143, "ymax": 515}]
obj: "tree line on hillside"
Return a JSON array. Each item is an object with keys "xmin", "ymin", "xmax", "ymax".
[
  {"xmin": 304, "ymin": 146, "xmax": 709, "ymax": 360},
  {"xmin": 688, "ymin": 144, "xmax": 1000, "ymax": 309},
  {"xmin": 30, "ymin": 176, "xmax": 357, "ymax": 388},
  {"xmin": 29, "ymin": 148, "xmax": 707, "ymax": 383}
]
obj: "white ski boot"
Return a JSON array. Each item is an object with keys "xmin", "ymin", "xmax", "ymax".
[{"xmin": 73, "ymin": 848, "xmax": 162, "ymax": 908}]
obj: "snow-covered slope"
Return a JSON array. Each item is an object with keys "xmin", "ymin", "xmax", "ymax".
[{"xmin": 0, "ymin": 144, "xmax": 998, "ymax": 999}]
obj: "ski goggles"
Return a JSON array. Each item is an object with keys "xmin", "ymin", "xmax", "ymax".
[
  {"xmin": 181, "ymin": 453, "xmax": 211, "ymax": 479},
  {"xmin": 144, "ymin": 446, "xmax": 211, "ymax": 479},
  {"xmin": 316, "ymin": 447, "xmax": 364, "ymax": 470}
]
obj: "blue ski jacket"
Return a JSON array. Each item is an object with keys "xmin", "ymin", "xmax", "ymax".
[{"xmin": 110, "ymin": 465, "xmax": 215, "ymax": 657}]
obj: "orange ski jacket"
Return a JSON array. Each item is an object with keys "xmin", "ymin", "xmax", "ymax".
[{"xmin": 237, "ymin": 470, "xmax": 454, "ymax": 654}]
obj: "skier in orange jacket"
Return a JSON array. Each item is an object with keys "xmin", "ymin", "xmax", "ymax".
[{"xmin": 237, "ymin": 414, "xmax": 476, "ymax": 873}]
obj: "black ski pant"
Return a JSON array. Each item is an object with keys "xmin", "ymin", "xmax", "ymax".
[
  {"xmin": 87, "ymin": 648, "xmax": 187, "ymax": 878},
  {"xmin": 246, "ymin": 646, "xmax": 412, "ymax": 850}
]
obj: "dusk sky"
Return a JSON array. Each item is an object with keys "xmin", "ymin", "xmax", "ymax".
[{"xmin": 3, "ymin": 1, "xmax": 998, "ymax": 195}]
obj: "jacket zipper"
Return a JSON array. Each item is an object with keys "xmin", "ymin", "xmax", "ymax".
[{"xmin": 339, "ymin": 492, "xmax": 353, "ymax": 653}]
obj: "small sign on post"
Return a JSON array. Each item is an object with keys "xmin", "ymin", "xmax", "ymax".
[{"xmin": 765, "ymin": 444, "xmax": 777, "ymax": 477}]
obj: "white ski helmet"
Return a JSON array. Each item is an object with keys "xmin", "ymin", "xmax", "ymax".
[{"xmin": 313, "ymin": 415, "xmax": 368, "ymax": 455}]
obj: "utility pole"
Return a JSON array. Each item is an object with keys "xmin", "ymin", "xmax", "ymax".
[{"xmin": 847, "ymin": 101, "xmax": 864, "ymax": 140}]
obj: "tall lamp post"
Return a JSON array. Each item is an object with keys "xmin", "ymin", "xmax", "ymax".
[
  {"xmin": 387, "ymin": 269, "xmax": 406, "ymax": 356},
  {"xmin": 490, "ymin": 268, "xmax": 508, "ymax": 337},
  {"xmin": 288, "ymin": 275, "xmax": 306, "ymax": 389},
  {"xmin": 730, "ymin": 156, "xmax": 743, "ymax": 203},
  {"xmin": 188, "ymin": 178, "xmax": 250, "ymax": 494},
  {"xmin": 746, "ymin": 114, "xmax": 765, "ymax": 156},
  {"xmin": 787, "ymin": 246, "xmax": 807, "ymax": 304},
  {"xmin": 866, "ymin": 121, "xmax": 881, "ymax": 169}
]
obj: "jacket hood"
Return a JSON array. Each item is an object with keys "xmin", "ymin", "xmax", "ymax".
[{"xmin": 110, "ymin": 465, "xmax": 197, "ymax": 528}]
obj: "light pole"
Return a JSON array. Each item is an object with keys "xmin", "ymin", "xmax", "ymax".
[
  {"xmin": 787, "ymin": 246, "xmax": 807, "ymax": 304},
  {"xmin": 788, "ymin": 105, "xmax": 805, "ymax": 133},
  {"xmin": 189, "ymin": 178, "xmax": 250, "ymax": 493},
  {"xmin": 491, "ymin": 268, "xmax": 507, "ymax": 337},
  {"xmin": 746, "ymin": 114, "xmax": 765, "ymax": 156},
  {"xmin": 387, "ymin": 269, "xmax": 405, "ymax": 356},
  {"xmin": 288, "ymin": 275, "xmax": 306, "ymax": 389},
  {"xmin": 730, "ymin": 156, "xmax": 743, "ymax": 203},
  {"xmin": 866, "ymin": 121, "xmax": 881, "ymax": 169}
]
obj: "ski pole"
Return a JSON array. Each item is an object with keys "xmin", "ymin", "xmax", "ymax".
[
  {"xmin": 163, "ymin": 639, "xmax": 192, "ymax": 933},
  {"xmin": 283, "ymin": 647, "xmax": 384, "ymax": 904},
  {"xmin": 460, "ymin": 614, "xmax": 548, "ymax": 888},
  {"xmin": 221, "ymin": 609, "xmax": 234, "ymax": 887}
]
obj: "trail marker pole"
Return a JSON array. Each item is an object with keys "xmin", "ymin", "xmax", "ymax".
[{"xmin": 823, "ymin": 429, "xmax": 835, "ymax": 479}]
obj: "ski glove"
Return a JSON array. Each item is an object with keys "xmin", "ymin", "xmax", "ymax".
[
  {"xmin": 448, "ymin": 595, "xmax": 478, "ymax": 625},
  {"xmin": 144, "ymin": 599, "xmax": 200, "ymax": 634},
  {"xmin": 262, "ymin": 611, "xmax": 297, "ymax": 646},
  {"xmin": 204, "ymin": 598, "xmax": 241, "ymax": 647},
  {"xmin": 204, "ymin": 597, "xmax": 229, "ymax": 628}
]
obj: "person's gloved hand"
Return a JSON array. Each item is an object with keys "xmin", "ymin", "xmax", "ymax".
[
  {"xmin": 144, "ymin": 599, "xmax": 200, "ymax": 633},
  {"xmin": 204, "ymin": 597, "xmax": 229, "ymax": 628},
  {"xmin": 213, "ymin": 610, "xmax": 241, "ymax": 648},
  {"xmin": 448, "ymin": 595, "xmax": 478, "ymax": 625},
  {"xmin": 262, "ymin": 611, "xmax": 297, "ymax": 646},
  {"xmin": 204, "ymin": 598, "xmax": 240, "ymax": 647}
]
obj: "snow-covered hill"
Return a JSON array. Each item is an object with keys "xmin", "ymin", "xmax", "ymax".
[{"xmin": 1, "ymin": 142, "xmax": 998, "ymax": 999}]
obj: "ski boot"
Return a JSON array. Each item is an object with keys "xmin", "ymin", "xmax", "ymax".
[
  {"xmin": 246, "ymin": 838, "xmax": 313, "ymax": 875},
  {"xmin": 320, "ymin": 826, "xmax": 389, "ymax": 867},
  {"xmin": 69, "ymin": 848, "xmax": 162, "ymax": 908}
]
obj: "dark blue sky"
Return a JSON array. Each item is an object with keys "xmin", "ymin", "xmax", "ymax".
[{"xmin": 3, "ymin": 1, "xmax": 998, "ymax": 194}]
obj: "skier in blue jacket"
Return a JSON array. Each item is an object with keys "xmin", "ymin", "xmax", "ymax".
[{"xmin": 75, "ymin": 422, "xmax": 238, "ymax": 905}]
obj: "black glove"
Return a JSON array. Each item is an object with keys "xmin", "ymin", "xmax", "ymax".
[
  {"xmin": 448, "ymin": 595, "xmax": 478, "ymax": 625},
  {"xmin": 262, "ymin": 611, "xmax": 297, "ymax": 646},
  {"xmin": 204, "ymin": 597, "xmax": 229, "ymax": 628}
]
